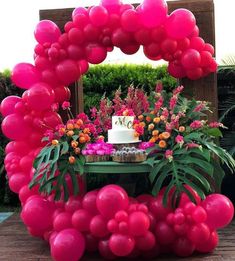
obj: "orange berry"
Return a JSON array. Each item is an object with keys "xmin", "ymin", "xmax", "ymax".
[
  {"xmin": 74, "ymin": 148, "xmax": 81, "ymax": 154},
  {"xmin": 158, "ymin": 140, "xmax": 167, "ymax": 148},
  {"xmin": 153, "ymin": 117, "xmax": 161, "ymax": 124},
  {"xmin": 67, "ymin": 130, "xmax": 74, "ymax": 136},
  {"xmin": 67, "ymin": 123, "xmax": 74, "ymax": 130},
  {"xmin": 123, "ymin": 110, "xmax": 129, "ymax": 116},
  {"xmin": 162, "ymin": 131, "xmax": 170, "ymax": 139},
  {"xmin": 148, "ymin": 123, "xmax": 155, "ymax": 131},
  {"xmin": 79, "ymin": 136, "xmax": 86, "ymax": 143},
  {"xmin": 149, "ymin": 137, "xmax": 156, "ymax": 143},
  {"xmin": 146, "ymin": 116, "xmax": 152, "ymax": 122},
  {"xmin": 84, "ymin": 134, "xmax": 91, "ymax": 142},
  {"xmin": 179, "ymin": 126, "xmax": 185, "ymax": 132},
  {"xmin": 152, "ymin": 130, "xmax": 159, "ymax": 136},
  {"xmin": 69, "ymin": 156, "xmax": 76, "ymax": 164},
  {"xmin": 140, "ymin": 122, "xmax": 146, "ymax": 127},
  {"xmin": 150, "ymin": 110, "xmax": 155, "ymax": 115},
  {"xmin": 159, "ymin": 133, "xmax": 163, "ymax": 139},
  {"xmin": 134, "ymin": 132, "xmax": 140, "ymax": 138},
  {"xmin": 51, "ymin": 139, "xmax": 59, "ymax": 146},
  {"xmin": 76, "ymin": 119, "xmax": 83, "ymax": 126},
  {"xmin": 83, "ymin": 128, "xmax": 90, "ymax": 134},
  {"xmin": 138, "ymin": 115, "xmax": 144, "ymax": 121},
  {"xmin": 71, "ymin": 141, "xmax": 78, "ymax": 148},
  {"xmin": 73, "ymin": 124, "xmax": 80, "ymax": 129}
]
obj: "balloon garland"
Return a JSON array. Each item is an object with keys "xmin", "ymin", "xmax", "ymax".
[{"xmin": 0, "ymin": 0, "xmax": 233, "ymax": 260}]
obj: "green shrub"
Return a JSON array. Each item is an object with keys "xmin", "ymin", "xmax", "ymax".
[{"xmin": 83, "ymin": 64, "xmax": 177, "ymax": 112}]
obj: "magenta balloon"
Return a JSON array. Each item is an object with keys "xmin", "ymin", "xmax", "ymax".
[
  {"xmin": 173, "ymin": 237, "xmax": 195, "ymax": 257},
  {"xmin": 89, "ymin": 6, "xmax": 109, "ymax": 27},
  {"xmin": 155, "ymin": 221, "xmax": 176, "ymax": 245},
  {"xmin": 34, "ymin": 20, "xmax": 61, "ymax": 45},
  {"xmin": 181, "ymin": 49, "xmax": 201, "ymax": 69},
  {"xmin": 82, "ymin": 190, "xmax": 99, "ymax": 215},
  {"xmin": 9, "ymin": 173, "xmax": 30, "ymax": 193},
  {"xmin": 196, "ymin": 230, "xmax": 218, "ymax": 253},
  {"xmin": 201, "ymin": 194, "xmax": 234, "ymax": 229},
  {"xmin": 0, "ymin": 96, "xmax": 21, "ymax": 117},
  {"xmin": 56, "ymin": 59, "xmax": 81, "ymax": 86},
  {"xmin": 27, "ymin": 82, "xmax": 55, "ymax": 111},
  {"xmin": 109, "ymin": 234, "xmax": 135, "ymax": 256},
  {"xmin": 190, "ymin": 37, "xmax": 205, "ymax": 52},
  {"xmin": 135, "ymin": 231, "xmax": 156, "ymax": 251},
  {"xmin": 138, "ymin": 0, "xmax": 168, "ymax": 28},
  {"xmin": 53, "ymin": 212, "xmax": 72, "ymax": 232},
  {"xmin": 86, "ymin": 44, "xmax": 107, "ymax": 64},
  {"xmin": 43, "ymin": 111, "xmax": 62, "ymax": 129},
  {"xmin": 78, "ymin": 60, "xmax": 89, "ymax": 74},
  {"xmin": 168, "ymin": 62, "xmax": 186, "ymax": 78},
  {"xmin": 1, "ymin": 114, "xmax": 32, "ymax": 140},
  {"xmin": 100, "ymin": 0, "xmax": 121, "ymax": 14},
  {"xmin": 51, "ymin": 228, "xmax": 85, "ymax": 261},
  {"xmin": 129, "ymin": 211, "xmax": 150, "ymax": 236},
  {"xmin": 96, "ymin": 185, "xmax": 129, "ymax": 219},
  {"xmin": 89, "ymin": 215, "xmax": 109, "ymax": 238},
  {"xmin": 72, "ymin": 7, "xmax": 88, "ymax": 18},
  {"xmin": 21, "ymin": 197, "xmax": 54, "ymax": 231},
  {"xmin": 19, "ymin": 155, "xmax": 34, "ymax": 172},
  {"xmin": 65, "ymin": 196, "xmax": 82, "ymax": 213},
  {"xmin": 121, "ymin": 9, "xmax": 140, "ymax": 32},
  {"xmin": 165, "ymin": 9, "xmax": 196, "ymax": 39},
  {"xmin": 72, "ymin": 209, "xmax": 92, "ymax": 232},
  {"xmin": 98, "ymin": 239, "xmax": 117, "ymax": 260},
  {"xmin": 11, "ymin": 63, "xmax": 41, "ymax": 89}
]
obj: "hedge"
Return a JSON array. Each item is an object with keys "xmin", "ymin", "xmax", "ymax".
[{"xmin": 83, "ymin": 64, "xmax": 177, "ymax": 113}]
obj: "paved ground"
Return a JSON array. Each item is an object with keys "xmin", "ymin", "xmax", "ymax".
[{"xmin": 0, "ymin": 214, "xmax": 234, "ymax": 261}]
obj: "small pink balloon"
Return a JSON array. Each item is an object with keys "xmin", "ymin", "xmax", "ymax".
[
  {"xmin": 96, "ymin": 185, "xmax": 129, "ymax": 219},
  {"xmin": 11, "ymin": 63, "xmax": 41, "ymax": 89},
  {"xmin": 85, "ymin": 44, "xmax": 107, "ymax": 64},
  {"xmin": 78, "ymin": 60, "xmax": 89, "ymax": 74},
  {"xmin": 9, "ymin": 173, "xmax": 30, "ymax": 194},
  {"xmin": 181, "ymin": 49, "xmax": 201, "ymax": 69},
  {"xmin": 168, "ymin": 62, "xmax": 186, "ymax": 79},
  {"xmin": 135, "ymin": 231, "xmax": 156, "ymax": 251},
  {"xmin": 89, "ymin": 6, "xmax": 109, "ymax": 27},
  {"xmin": 100, "ymin": 0, "xmax": 121, "ymax": 14},
  {"xmin": 53, "ymin": 212, "xmax": 72, "ymax": 232},
  {"xmin": 43, "ymin": 111, "xmax": 62, "ymax": 129},
  {"xmin": 201, "ymin": 194, "xmax": 234, "ymax": 229},
  {"xmin": 72, "ymin": 209, "xmax": 92, "ymax": 232},
  {"xmin": 196, "ymin": 230, "xmax": 219, "ymax": 253},
  {"xmin": 51, "ymin": 228, "xmax": 85, "ymax": 261},
  {"xmin": 129, "ymin": 211, "xmax": 150, "ymax": 236},
  {"xmin": 34, "ymin": 20, "xmax": 61, "ymax": 44},
  {"xmin": 65, "ymin": 196, "xmax": 82, "ymax": 213},
  {"xmin": 0, "ymin": 96, "xmax": 21, "ymax": 117},
  {"xmin": 121, "ymin": 9, "xmax": 140, "ymax": 32},
  {"xmin": 109, "ymin": 234, "xmax": 135, "ymax": 256},
  {"xmin": 155, "ymin": 221, "xmax": 176, "ymax": 245},
  {"xmin": 99, "ymin": 238, "xmax": 117, "ymax": 260},
  {"xmin": 90, "ymin": 215, "xmax": 109, "ymax": 238},
  {"xmin": 173, "ymin": 237, "xmax": 195, "ymax": 257}
]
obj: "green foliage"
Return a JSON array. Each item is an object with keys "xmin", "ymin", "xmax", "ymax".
[{"xmin": 83, "ymin": 64, "xmax": 177, "ymax": 113}]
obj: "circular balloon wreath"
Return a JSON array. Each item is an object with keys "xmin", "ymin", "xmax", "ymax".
[{"xmin": 1, "ymin": 1, "xmax": 232, "ymax": 261}]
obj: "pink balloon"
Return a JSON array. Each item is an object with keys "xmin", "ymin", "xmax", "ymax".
[
  {"xmin": 155, "ymin": 221, "xmax": 176, "ymax": 245},
  {"xmin": 181, "ymin": 49, "xmax": 201, "ymax": 69},
  {"xmin": 100, "ymin": 0, "xmax": 121, "ymax": 14},
  {"xmin": 19, "ymin": 185, "xmax": 38, "ymax": 204},
  {"xmin": 27, "ymin": 82, "xmax": 55, "ymax": 111},
  {"xmin": 99, "ymin": 239, "xmax": 117, "ymax": 260},
  {"xmin": 173, "ymin": 237, "xmax": 195, "ymax": 257},
  {"xmin": 186, "ymin": 68, "xmax": 203, "ymax": 80},
  {"xmin": 196, "ymin": 230, "xmax": 219, "ymax": 253},
  {"xmin": 72, "ymin": 209, "xmax": 92, "ymax": 232},
  {"xmin": 201, "ymin": 194, "xmax": 234, "ymax": 229},
  {"xmin": 109, "ymin": 234, "xmax": 135, "ymax": 256},
  {"xmin": 149, "ymin": 196, "xmax": 171, "ymax": 221},
  {"xmin": 165, "ymin": 9, "xmax": 196, "ymax": 39},
  {"xmin": 1, "ymin": 114, "xmax": 32, "ymax": 140},
  {"xmin": 135, "ymin": 231, "xmax": 156, "ymax": 251},
  {"xmin": 21, "ymin": 197, "xmax": 54, "ymax": 231},
  {"xmin": 168, "ymin": 62, "xmax": 186, "ymax": 78},
  {"xmin": 56, "ymin": 59, "xmax": 81, "ymax": 86},
  {"xmin": 34, "ymin": 20, "xmax": 61, "ymax": 45},
  {"xmin": 53, "ymin": 212, "xmax": 72, "ymax": 232},
  {"xmin": 65, "ymin": 196, "xmax": 82, "ymax": 213},
  {"xmin": 187, "ymin": 223, "xmax": 210, "ymax": 245},
  {"xmin": 89, "ymin": 6, "xmax": 109, "ymax": 27},
  {"xmin": 41, "ymin": 69, "xmax": 60, "ymax": 87},
  {"xmin": 72, "ymin": 7, "xmax": 88, "ymax": 18},
  {"xmin": 112, "ymin": 28, "xmax": 132, "ymax": 48},
  {"xmin": 190, "ymin": 37, "xmax": 205, "ymax": 52},
  {"xmin": 68, "ymin": 28, "xmax": 84, "ymax": 45},
  {"xmin": 84, "ymin": 233, "xmax": 99, "ymax": 252},
  {"xmin": 85, "ymin": 44, "xmax": 107, "ymax": 64},
  {"xmin": 11, "ymin": 63, "xmax": 41, "ymax": 89},
  {"xmin": 78, "ymin": 60, "xmax": 89, "ymax": 74},
  {"xmin": 121, "ymin": 9, "xmax": 140, "ymax": 32},
  {"xmin": 90, "ymin": 215, "xmax": 109, "ymax": 238},
  {"xmin": 96, "ymin": 185, "xmax": 129, "ymax": 219},
  {"xmin": 43, "ymin": 111, "xmax": 62, "ymax": 129},
  {"xmin": 51, "ymin": 229, "xmax": 85, "ymax": 261},
  {"xmin": 82, "ymin": 190, "xmax": 99, "ymax": 215},
  {"xmin": 138, "ymin": 0, "xmax": 168, "ymax": 28},
  {"xmin": 0, "ymin": 96, "xmax": 21, "ymax": 117},
  {"xmin": 129, "ymin": 211, "xmax": 150, "ymax": 236},
  {"xmin": 9, "ymin": 173, "xmax": 30, "ymax": 193}
]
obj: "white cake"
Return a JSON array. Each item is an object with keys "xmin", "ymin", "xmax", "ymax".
[{"xmin": 108, "ymin": 116, "xmax": 139, "ymax": 144}]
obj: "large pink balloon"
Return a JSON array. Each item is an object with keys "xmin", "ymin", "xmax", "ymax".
[
  {"xmin": 89, "ymin": 6, "xmax": 109, "ymax": 27},
  {"xmin": 129, "ymin": 211, "xmax": 150, "ymax": 236},
  {"xmin": 85, "ymin": 44, "xmax": 107, "ymax": 64},
  {"xmin": 34, "ymin": 20, "xmax": 61, "ymax": 45},
  {"xmin": 121, "ymin": 9, "xmax": 140, "ymax": 32},
  {"xmin": 9, "ymin": 173, "xmax": 30, "ymax": 193},
  {"xmin": 27, "ymin": 82, "xmax": 55, "ymax": 111},
  {"xmin": 82, "ymin": 190, "xmax": 99, "ymax": 215},
  {"xmin": 181, "ymin": 49, "xmax": 201, "ymax": 69},
  {"xmin": 165, "ymin": 9, "xmax": 196, "ymax": 39},
  {"xmin": 138, "ymin": 0, "xmax": 168, "ymax": 28},
  {"xmin": 100, "ymin": 0, "xmax": 121, "ymax": 14},
  {"xmin": 0, "ymin": 96, "xmax": 21, "ymax": 117},
  {"xmin": 1, "ymin": 114, "xmax": 32, "ymax": 140},
  {"xmin": 201, "ymin": 194, "xmax": 234, "ymax": 229},
  {"xmin": 11, "ymin": 63, "xmax": 41, "ymax": 89},
  {"xmin": 51, "ymin": 229, "xmax": 85, "ymax": 261},
  {"xmin": 21, "ymin": 197, "xmax": 54, "ymax": 231},
  {"xmin": 96, "ymin": 185, "xmax": 129, "ymax": 219},
  {"xmin": 109, "ymin": 234, "xmax": 135, "ymax": 256},
  {"xmin": 43, "ymin": 111, "xmax": 62, "ymax": 129}
]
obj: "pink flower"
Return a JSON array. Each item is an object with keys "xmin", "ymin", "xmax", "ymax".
[
  {"xmin": 190, "ymin": 120, "xmax": 203, "ymax": 129},
  {"xmin": 162, "ymin": 108, "xmax": 169, "ymax": 119},
  {"xmin": 44, "ymin": 130, "xmax": 54, "ymax": 141},
  {"xmin": 209, "ymin": 122, "xmax": 225, "ymax": 128},
  {"xmin": 175, "ymin": 135, "xmax": 184, "ymax": 144},
  {"xmin": 51, "ymin": 103, "xmax": 59, "ymax": 111},
  {"xmin": 61, "ymin": 101, "xmax": 70, "ymax": 110},
  {"xmin": 139, "ymin": 142, "xmax": 155, "ymax": 150},
  {"xmin": 194, "ymin": 101, "xmax": 207, "ymax": 112},
  {"xmin": 186, "ymin": 143, "xmax": 200, "ymax": 149},
  {"xmin": 165, "ymin": 150, "xmax": 173, "ymax": 161},
  {"xmin": 169, "ymin": 95, "xmax": 178, "ymax": 111},
  {"xmin": 90, "ymin": 107, "xmax": 97, "ymax": 118},
  {"xmin": 154, "ymin": 96, "xmax": 163, "ymax": 111},
  {"xmin": 173, "ymin": 85, "xmax": 184, "ymax": 95},
  {"xmin": 76, "ymin": 113, "xmax": 89, "ymax": 122},
  {"xmin": 116, "ymin": 107, "xmax": 135, "ymax": 116},
  {"xmin": 155, "ymin": 81, "xmax": 163, "ymax": 93}
]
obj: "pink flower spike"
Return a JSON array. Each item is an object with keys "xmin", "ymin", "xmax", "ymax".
[
  {"xmin": 209, "ymin": 122, "xmax": 225, "ymax": 128},
  {"xmin": 175, "ymin": 135, "xmax": 184, "ymax": 144},
  {"xmin": 173, "ymin": 85, "xmax": 184, "ymax": 95},
  {"xmin": 186, "ymin": 143, "xmax": 200, "ymax": 149},
  {"xmin": 62, "ymin": 101, "xmax": 71, "ymax": 110},
  {"xmin": 165, "ymin": 150, "xmax": 173, "ymax": 161},
  {"xmin": 51, "ymin": 103, "xmax": 59, "ymax": 111},
  {"xmin": 155, "ymin": 81, "xmax": 163, "ymax": 93},
  {"xmin": 190, "ymin": 120, "xmax": 203, "ymax": 129}
]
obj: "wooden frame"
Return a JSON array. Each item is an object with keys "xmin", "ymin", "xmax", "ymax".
[{"xmin": 40, "ymin": 0, "xmax": 217, "ymax": 120}]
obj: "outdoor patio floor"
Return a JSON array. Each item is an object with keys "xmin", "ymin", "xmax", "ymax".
[{"xmin": 0, "ymin": 214, "xmax": 234, "ymax": 261}]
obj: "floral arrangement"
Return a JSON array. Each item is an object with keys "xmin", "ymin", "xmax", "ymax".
[{"xmin": 30, "ymin": 83, "xmax": 235, "ymax": 207}]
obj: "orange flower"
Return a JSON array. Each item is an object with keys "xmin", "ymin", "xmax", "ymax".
[
  {"xmin": 84, "ymin": 134, "xmax": 91, "ymax": 142},
  {"xmin": 59, "ymin": 127, "xmax": 66, "ymax": 134},
  {"xmin": 73, "ymin": 124, "xmax": 80, "ymax": 129},
  {"xmin": 158, "ymin": 140, "xmax": 167, "ymax": 148},
  {"xmin": 134, "ymin": 132, "xmax": 140, "ymax": 138},
  {"xmin": 148, "ymin": 123, "xmax": 155, "ymax": 131},
  {"xmin": 161, "ymin": 131, "xmax": 170, "ymax": 139},
  {"xmin": 140, "ymin": 122, "xmax": 146, "ymax": 127},
  {"xmin": 67, "ymin": 123, "xmax": 74, "ymax": 130},
  {"xmin": 149, "ymin": 137, "xmax": 156, "ymax": 143},
  {"xmin": 123, "ymin": 110, "xmax": 129, "ymax": 116},
  {"xmin": 159, "ymin": 133, "xmax": 163, "ymax": 139},
  {"xmin": 51, "ymin": 139, "xmax": 59, "ymax": 146},
  {"xmin": 150, "ymin": 110, "xmax": 155, "ymax": 114},
  {"xmin": 179, "ymin": 126, "xmax": 185, "ymax": 132},
  {"xmin": 160, "ymin": 115, "xmax": 166, "ymax": 121},
  {"xmin": 79, "ymin": 136, "xmax": 86, "ymax": 143},
  {"xmin": 69, "ymin": 156, "xmax": 76, "ymax": 164},
  {"xmin": 146, "ymin": 116, "xmax": 152, "ymax": 122},
  {"xmin": 98, "ymin": 135, "xmax": 104, "ymax": 141},
  {"xmin": 153, "ymin": 117, "xmax": 161, "ymax": 124},
  {"xmin": 74, "ymin": 148, "xmax": 81, "ymax": 154},
  {"xmin": 83, "ymin": 128, "xmax": 90, "ymax": 134},
  {"xmin": 67, "ymin": 130, "xmax": 74, "ymax": 136},
  {"xmin": 76, "ymin": 119, "xmax": 83, "ymax": 126},
  {"xmin": 152, "ymin": 130, "xmax": 159, "ymax": 136},
  {"xmin": 138, "ymin": 115, "xmax": 144, "ymax": 121},
  {"xmin": 71, "ymin": 141, "xmax": 78, "ymax": 148}
]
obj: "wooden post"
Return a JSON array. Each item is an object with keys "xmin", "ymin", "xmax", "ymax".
[{"xmin": 39, "ymin": 0, "xmax": 217, "ymax": 120}]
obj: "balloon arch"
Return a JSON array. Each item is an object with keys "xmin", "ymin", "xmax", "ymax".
[{"xmin": 1, "ymin": 0, "xmax": 232, "ymax": 261}]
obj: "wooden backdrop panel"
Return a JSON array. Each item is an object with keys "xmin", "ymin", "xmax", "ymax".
[{"xmin": 40, "ymin": 0, "xmax": 217, "ymax": 120}]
